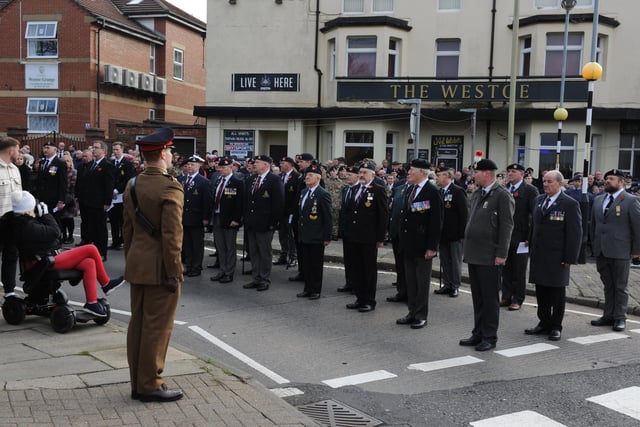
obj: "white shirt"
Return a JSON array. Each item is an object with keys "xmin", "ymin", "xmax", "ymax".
[{"xmin": 301, "ymin": 184, "xmax": 319, "ymax": 208}]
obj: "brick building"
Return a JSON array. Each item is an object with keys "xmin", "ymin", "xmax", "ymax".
[{"xmin": 0, "ymin": 0, "xmax": 206, "ymax": 139}]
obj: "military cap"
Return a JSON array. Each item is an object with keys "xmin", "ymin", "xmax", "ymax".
[
  {"xmin": 391, "ymin": 160, "xmax": 402, "ymax": 166},
  {"xmin": 280, "ymin": 156, "xmax": 296, "ymax": 166},
  {"xmin": 254, "ymin": 154, "xmax": 273, "ymax": 164},
  {"xmin": 186, "ymin": 155, "xmax": 204, "ymax": 163},
  {"xmin": 438, "ymin": 166, "xmax": 452, "ymax": 173},
  {"xmin": 474, "ymin": 159, "xmax": 498, "ymax": 171},
  {"xmin": 296, "ymin": 153, "xmax": 314, "ymax": 161},
  {"xmin": 506, "ymin": 163, "xmax": 525, "ymax": 172},
  {"xmin": 305, "ymin": 166, "xmax": 322, "ymax": 176},
  {"xmin": 345, "ymin": 166, "xmax": 358, "ymax": 174},
  {"xmin": 218, "ymin": 157, "xmax": 233, "ymax": 167},
  {"xmin": 205, "ymin": 153, "xmax": 217, "ymax": 161},
  {"xmin": 410, "ymin": 159, "xmax": 431, "ymax": 170},
  {"xmin": 604, "ymin": 169, "xmax": 625, "ymax": 179},
  {"xmin": 359, "ymin": 161, "xmax": 375, "ymax": 171},
  {"xmin": 247, "ymin": 158, "xmax": 255, "ymax": 165},
  {"xmin": 42, "ymin": 141, "xmax": 56, "ymax": 148},
  {"xmin": 138, "ymin": 127, "xmax": 174, "ymax": 152},
  {"xmin": 569, "ymin": 174, "xmax": 583, "ymax": 182}
]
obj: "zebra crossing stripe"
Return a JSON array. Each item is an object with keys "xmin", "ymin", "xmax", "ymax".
[
  {"xmin": 408, "ymin": 356, "xmax": 483, "ymax": 372},
  {"xmin": 494, "ymin": 343, "xmax": 558, "ymax": 358},
  {"xmin": 322, "ymin": 370, "xmax": 397, "ymax": 388},
  {"xmin": 470, "ymin": 410, "xmax": 566, "ymax": 426},
  {"xmin": 568, "ymin": 332, "xmax": 629, "ymax": 345},
  {"xmin": 586, "ymin": 386, "xmax": 640, "ymax": 421}
]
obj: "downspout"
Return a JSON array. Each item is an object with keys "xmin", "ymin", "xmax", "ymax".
[
  {"xmin": 314, "ymin": 0, "xmax": 322, "ymax": 158},
  {"xmin": 485, "ymin": 0, "xmax": 497, "ymax": 160},
  {"xmin": 96, "ymin": 19, "xmax": 105, "ymax": 129}
]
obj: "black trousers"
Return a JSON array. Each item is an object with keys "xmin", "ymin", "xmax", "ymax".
[
  {"xmin": 501, "ymin": 246, "xmax": 529, "ymax": 304},
  {"xmin": 183, "ymin": 225, "xmax": 205, "ymax": 274},
  {"xmin": 535, "ymin": 285, "xmax": 566, "ymax": 331},
  {"xmin": 301, "ymin": 243, "xmax": 324, "ymax": 294},
  {"xmin": 81, "ymin": 204, "xmax": 108, "ymax": 257},
  {"xmin": 468, "ymin": 264, "xmax": 501, "ymax": 344},
  {"xmin": 1, "ymin": 241, "xmax": 18, "ymax": 293},
  {"xmin": 108, "ymin": 203, "xmax": 124, "ymax": 246},
  {"xmin": 344, "ymin": 240, "xmax": 378, "ymax": 306},
  {"xmin": 404, "ymin": 255, "xmax": 432, "ymax": 321},
  {"xmin": 391, "ymin": 237, "xmax": 407, "ymax": 298}
]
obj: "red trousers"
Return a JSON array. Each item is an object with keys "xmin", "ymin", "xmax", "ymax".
[{"xmin": 53, "ymin": 244, "xmax": 109, "ymax": 303}]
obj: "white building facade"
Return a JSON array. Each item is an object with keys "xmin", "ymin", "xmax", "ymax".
[{"xmin": 195, "ymin": 0, "xmax": 640, "ymax": 178}]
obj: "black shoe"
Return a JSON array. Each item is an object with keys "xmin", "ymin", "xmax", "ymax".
[
  {"xmin": 131, "ymin": 391, "xmax": 141, "ymax": 400},
  {"xmin": 102, "ymin": 276, "xmax": 125, "ymax": 296},
  {"xmin": 613, "ymin": 319, "xmax": 626, "ymax": 331},
  {"xmin": 186, "ymin": 271, "xmax": 201, "ymax": 277},
  {"xmin": 287, "ymin": 260, "xmax": 298, "ymax": 268},
  {"xmin": 219, "ymin": 275, "xmax": 233, "ymax": 284},
  {"xmin": 459, "ymin": 336, "xmax": 482, "ymax": 346},
  {"xmin": 475, "ymin": 341, "xmax": 496, "ymax": 352},
  {"xmin": 548, "ymin": 329, "xmax": 562, "ymax": 341},
  {"xmin": 396, "ymin": 315, "xmax": 415, "ymax": 325},
  {"xmin": 297, "ymin": 291, "xmax": 311, "ymax": 298},
  {"xmin": 288, "ymin": 273, "xmax": 304, "ymax": 282},
  {"xmin": 308, "ymin": 293, "xmax": 321, "ymax": 300},
  {"xmin": 411, "ymin": 319, "xmax": 427, "ymax": 329},
  {"xmin": 525, "ymin": 325, "xmax": 550, "ymax": 335},
  {"xmin": 210, "ymin": 272, "xmax": 225, "ymax": 281},
  {"xmin": 108, "ymin": 244, "xmax": 122, "ymax": 250},
  {"xmin": 256, "ymin": 283, "xmax": 269, "ymax": 291},
  {"xmin": 590, "ymin": 317, "xmax": 614, "ymax": 327},
  {"xmin": 358, "ymin": 304, "xmax": 375, "ymax": 313},
  {"xmin": 139, "ymin": 384, "xmax": 183, "ymax": 403},
  {"xmin": 83, "ymin": 302, "xmax": 107, "ymax": 317},
  {"xmin": 75, "ymin": 241, "xmax": 87, "ymax": 247},
  {"xmin": 346, "ymin": 302, "xmax": 362, "ymax": 309},
  {"xmin": 243, "ymin": 282, "xmax": 259, "ymax": 289},
  {"xmin": 434, "ymin": 286, "xmax": 453, "ymax": 295},
  {"xmin": 101, "ymin": 255, "xmax": 107, "ymax": 262},
  {"xmin": 449, "ymin": 289, "xmax": 459, "ymax": 298},
  {"xmin": 273, "ymin": 259, "xmax": 288, "ymax": 265},
  {"xmin": 209, "ymin": 252, "xmax": 217, "ymax": 257},
  {"xmin": 337, "ymin": 285, "xmax": 353, "ymax": 293},
  {"xmin": 206, "ymin": 263, "xmax": 219, "ymax": 269},
  {"xmin": 63, "ymin": 238, "xmax": 74, "ymax": 244},
  {"xmin": 387, "ymin": 294, "xmax": 407, "ymax": 303}
]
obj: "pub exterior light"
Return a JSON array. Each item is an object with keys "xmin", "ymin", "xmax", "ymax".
[
  {"xmin": 554, "ymin": 107, "xmax": 569, "ymax": 121},
  {"xmin": 582, "ymin": 62, "xmax": 603, "ymax": 81}
]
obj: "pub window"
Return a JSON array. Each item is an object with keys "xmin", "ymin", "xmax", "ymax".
[
  {"xmin": 344, "ymin": 131, "xmax": 374, "ymax": 166},
  {"xmin": 435, "ymin": 39, "xmax": 460, "ymax": 78},
  {"xmin": 386, "ymin": 131, "xmax": 397, "ymax": 162},
  {"xmin": 520, "ymin": 36, "xmax": 532, "ymax": 77},
  {"xmin": 347, "ymin": 36, "xmax": 377, "ymax": 77},
  {"xmin": 438, "ymin": 0, "xmax": 461, "ymax": 11},
  {"xmin": 25, "ymin": 22, "xmax": 58, "ymax": 58},
  {"xmin": 388, "ymin": 38, "xmax": 399, "ymax": 77},
  {"xmin": 173, "ymin": 48, "xmax": 184, "ymax": 80},
  {"xmin": 343, "ymin": 0, "xmax": 364, "ymax": 13},
  {"xmin": 544, "ymin": 32, "xmax": 583, "ymax": 77},
  {"xmin": 595, "ymin": 34, "xmax": 606, "ymax": 68},
  {"xmin": 26, "ymin": 98, "xmax": 58, "ymax": 133},
  {"xmin": 329, "ymin": 39, "xmax": 336, "ymax": 80},
  {"xmin": 618, "ymin": 134, "xmax": 640, "ymax": 178},
  {"xmin": 373, "ymin": 0, "xmax": 394, "ymax": 13},
  {"xmin": 150, "ymin": 44, "xmax": 156, "ymax": 75},
  {"xmin": 539, "ymin": 133, "xmax": 576, "ymax": 179}
]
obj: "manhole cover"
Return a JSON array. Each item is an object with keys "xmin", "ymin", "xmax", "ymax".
[{"xmin": 297, "ymin": 399, "xmax": 383, "ymax": 427}]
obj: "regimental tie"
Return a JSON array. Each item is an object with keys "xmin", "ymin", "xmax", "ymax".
[
  {"xmin": 42, "ymin": 159, "xmax": 50, "ymax": 171},
  {"xmin": 510, "ymin": 185, "xmax": 517, "ymax": 193},
  {"xmin": 604, "ymin": 194, "xmax": 614, "ymax": 214},
  {"xmin": 252, "ymin": 176, "xmax": 261, "ymax": 194},
  {"xmin": 354, "ymin": 184, "xmax": 366, "ymax": 204},
  {"xmin": 184, "ymin": 175, "xmax": 192, "ymax": 189},
  {"xmin": 543, "ymin": 197, "xmax": 552, "ymax": 212},
  {"xmin": 407, "ymin": 185, "xmax": 417, "ymax": 208},
  {"xmin": 215, "ymin": 177, "xmax": 226, "ymax": 210}
]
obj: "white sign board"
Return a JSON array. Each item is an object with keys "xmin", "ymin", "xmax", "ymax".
[{"xmin": 25, "ymin": 63, "xmax": 59, "ymax": 89}]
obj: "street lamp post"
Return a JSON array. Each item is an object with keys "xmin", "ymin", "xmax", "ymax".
[
  {"xmin": 461, "ymin": 108, "xmax": 477, "ymax": 168},
  {"xmin": 398, "ymin": 99, "xmax": 422, "ymax": 161}
]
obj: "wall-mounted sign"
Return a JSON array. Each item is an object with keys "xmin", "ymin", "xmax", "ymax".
[
  {"xmin": 406, "ymin": 148, "xmax": 429, "ymax": 162},
  {"xmin": 232, "ymin": 74, "xmax": 300, "ymax": 92},
  {"xmin": 432, "ymin": 135, "xmax": 464, "ymax": 171},
  {"xmin": 224, "ymin": 129, "xmax": 255, "ymax": 160},
  {"xmin": 337, "ymin": 80, "xmax": 588, "ymax": 102},
  {"xmin": 25, "ymin": 63, "xmax": 59, "ymax": 89}
]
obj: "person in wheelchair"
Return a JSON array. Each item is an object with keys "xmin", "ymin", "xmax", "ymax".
[{"xmin": 0, "ymin": 191, "xmax": 124, "ymax": 317}]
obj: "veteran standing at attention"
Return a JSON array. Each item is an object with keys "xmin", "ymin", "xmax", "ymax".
[
  {"xmin": 123, "ymin": 127, "xmax": 184, "ymax": 403},
  {"xmin": 459, "ymin": 159, "xmax": 514, "ymax": 351}
]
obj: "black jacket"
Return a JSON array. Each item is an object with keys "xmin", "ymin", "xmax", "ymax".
[
  {"xmin": 213, "ymin": 174, "xmax": 244, "ymax": 228},
  {"xmin": 0, "ymin": 212, "xmax": 60, "ymax": 259},
  {"xmin": 244, "ymin": 172, "xmax": 285, "ymax": 231},
  {"xmin": 440, "ymin": 183, "xmax": 468, "ymax": 243}
]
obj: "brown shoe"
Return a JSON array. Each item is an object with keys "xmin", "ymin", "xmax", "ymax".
[
  {"xmin": 499, "ymin": 299, "xmax": 511, "ymax": 307},
  {"xmin": 508, "ymin": 303, "xmax": 521, "ymax": 311}
]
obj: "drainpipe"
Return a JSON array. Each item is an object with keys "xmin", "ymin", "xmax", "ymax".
[
  {"xmin": 485, "ymin": 0, "xmax": 497, "ymax": 160},
  {"xmin": 314, "ymin": 0, "xmax": 322, "ymax": 158},
  {"xmin": 96, "ymin": 19, "xmax": 105, "ymax": 129}
]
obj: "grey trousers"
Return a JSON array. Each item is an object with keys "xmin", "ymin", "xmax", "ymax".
[
  {"xmin": 439, "ymin": 240, "xmax": 463, "ymax": 290},
  {"xmin": 596, "ymin": 256, "xmax": 630, "ymax": 320},
  {"xmin": 247, "ymin": 229, "xmax": 274, "ymax": 285},
  {"xmin": 403, "ymin": 255, "xmax": 433, "ymax": 321},
  {"xmin": 213, "ymin": 217, "xmax": 239, "ymax": 277}
]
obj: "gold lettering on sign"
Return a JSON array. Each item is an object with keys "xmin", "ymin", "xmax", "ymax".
[
  {"xmin": 475, "ymin": 85, "xmax": 484, "ymax": 99},
  {"xmin": 441, "ymin": 85, "xmax": 457, "ymax": 98},
  {"xmin": 420, "ymin": 84, "xmax": 429, "ymax": 98},
  {"xmin": 520, "ymin": 84, "xmax": 530, "ymax": 99},
  {"xmin": 461, "ymin": 85, "xmax": 471, "ymax": 99},
  {"xmin": 390, "ymin": 84, "xmax": 401, "ymax": 98},
  {"xmin": 404, "ymin": 85, "xmax": 415, "ymax": 98}
]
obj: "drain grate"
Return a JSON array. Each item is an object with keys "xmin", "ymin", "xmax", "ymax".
[{"xmin": 297, "ymin": 399, "xmax": 383, "ymax": 427}]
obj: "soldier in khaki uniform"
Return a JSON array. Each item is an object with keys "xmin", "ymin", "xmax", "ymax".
[{"xmin": 123, "ymin": 127, "xmax": 184, "ymax": 403}]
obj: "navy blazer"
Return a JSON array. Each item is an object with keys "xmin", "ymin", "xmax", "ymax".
[
  {"xmin": 297, "ymin": 185, "xmax": 332, "ymax": 244},
  {"xmin": 213, "ymin": 174, "xmax": 244, "ymax": 229},
  {"xmin": 342, "ymin": 181, "xmax": 389, "ymax": 244},
  {"xmin": 75, "ymin": 158, "xmax": 115, "ymax": 208},
  {"xmin": 35, "ymin": 156, "xmax": 68, "ymax": 205},
  {"xmin": 244, "ymin": 172, "xmax": 285, "ymax": 232},
  {"xmin": 113, "ymin": 157, "xmax": 137, "ymax": 195},
  {"xmin": 399, "ymin": 181, "xmax": 443, "ymax": 256},
  {"xmin": 440, "ymin": 183, "xmax": 468, "ymax": 243},
  {"xmin": 178, "ymin": 173, "xmax": 213, "ymax": 227}
]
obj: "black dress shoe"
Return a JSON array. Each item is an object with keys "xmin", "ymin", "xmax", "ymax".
[
  {"xmin": 288, "ymin": 273, "xmax": 304, "ymax": 282},
  {"xmin": 411, "ymin": 319, "xmax": 427, "ymax": 329},
  {"xmin": 108, "ymin": 244, "xmax": 122, "ymax": 250},
  {"xmin": 186, "ymin": 271, "xmax": 201, "ymax": 277},
  {"xmin": 524, "ymin": 325, "xmax": 550, "ymax": 335},
  {"xmin": 459, "ymin": 336, "xmax": 482, "ymax": 346},
  {"xmin": 273, "ymin": 259, "xmax": 288, "ymax": 265},
  {"xmin": 219, "ymin": 275, "xmax": 233, "ymax": 283},
  {"xmin": 210, "ymin": 272, "xmax": 225, "ymax": 281},
  {"xmin": 590, "ymin": 317, "xmax": 614, "ymax": 327},
  {"xmin": 358, "ymin": 304, "xmax": 375, "ymax": 313},
  {"xmin": 386, "ymin": 294, "xmax": 407, "ymax": 303},
  {"xmin": 139, "ymin": 384, "xmax": 183, "ymax": 403},
  {"xmin": 548, "ymin": 329, "xmax": 562, "ymax": 341},
  {"xmin": 396, "ymin": 315, "xmax": 415, "ymax": 325},
  {"xmin": 209, "ymin": 252, "xmax": 217, "ymax": 257},
  {"xmin": 434, "ymin": 286, "xmax": 453, "ymax": 295},
  {"xmin": 449, "ymin": 289, "xmax": 459, "ymax": 298},
  {"xmin": 308, "ymin": 293, "xmax": 321, "ymax": 300},
  {"xmin": 206, "ymin": 264, "xmax": 219, "ymax": 269},
  {"xmin": 101, "ymin": 255, "xmax": 107, "ymax": 262},
  {"xmin": 613, "ymin": 319, "xmax": 626, "ymax": 331},
  {"xmin": 337, "ymin": 285, "xmax": 353, "ymax": 292},
  {"xmin": 131, "ymin": 391, "xmax": 141, "ymax": 400},
  {"xmin": 346, "ymin": 302, "xmax": 362, "ymax": 309},
  {"xmin": 475, "ymin": 341, "xmax": 496, "ymax": 352},
  {"xmin": 256, "ymin": 283, "xmax": 269, "ymax": 291},
  {"xmin": 297, "ymin": 291, "xmax": 311, "ymax": 298},
  {"xmin": 243, "ymin": 282, "xmax": 259, "ymax": 289}
]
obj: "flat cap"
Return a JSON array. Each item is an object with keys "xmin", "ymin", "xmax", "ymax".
[
  {"xmin": 506, "ymin": 163, "xmax": 525, "ymax": 172},
  {"xmin": 474, "ymin": 159, "xmax": 498, "ymax": 171},
  {"xmin": 138, "ymin": 128, "xmax": 174, "ymax": 152}
]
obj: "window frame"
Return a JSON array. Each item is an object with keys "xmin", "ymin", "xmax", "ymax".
[
  {"xmin": 372, "ymin": 0, "xmax": 394, "ymax": 13},
  {"xmin": 520, "ymin": 35, "xmax": 532, "ymax": 77},
  {"xmin": 344, "ymin": 130, "xmax": 375, "ymax": 166},
  {"xmin": 343, "ymin": 0, "xmax": 364, "ymax": 14},
  {"xmin": 539, "ymin": 132, "xmax": 576, "ymax": 179},
  {"xmin": 173, "ymin": 48, "xmax": 184, "ymax": 81},
  {"xmin": 25, "ymin": 21, "xmax": 58, "ymax": 59},
  {"xmin": 435, "ymin": 38, "xmax": 461, "ymax": 78},
  {"xmin": 544, "ymin": 32, "xmax": 583, "ymax": 77},
  {"xmin": 150, "ymin": 44, "xmax": 156, "ymax": 75},
  {"xmin": 347, "ymin": 36, "xmax": 377, "ymax": 78},
  {"xmin": 388, "ymin": 38, "xmax": 399, "ymax": 77},
  {"xmin": 329, "ymin": 39, "xmax": 336, "ymax": 80},
  {"xmin": 438, "ymin": 0, "xmax": 462, "ymax": 12},
  {"xmin": 26, "ymin": 97, "xmax": 59, "ymax": 133}
]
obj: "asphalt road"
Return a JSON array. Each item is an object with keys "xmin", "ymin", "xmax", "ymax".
[{"xmin": 53, "ymin": 243, "xmax": 640, "ymax": 426}]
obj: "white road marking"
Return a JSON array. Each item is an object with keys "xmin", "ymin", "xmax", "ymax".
[
  {"xmin": 189, "ymin": 325, "xmax": 290, "ymax": 385},
  {"xmin": 586, "ymin": 386, "xmax": 640, "ymax": 421},
  {"xmin": 65, "ymin": 299, "xmax": 187, "ymax": 325},
  {"xmin": 568, "ymin": 332, "xmax": 629, "ymax": 345},
  {"xmin": 322, "ymin": 370, "xmax": 397, "ymax": 389},
  {"xmin": 495, "ymin": 343, "xmax": 559, "ymax": 358},
  {"xmin": 631, "ymin": 328, "xmax": 640, "ymax": 334},
  {"xmin": 470, "ymin": 410, "xmax": 567, "ymax": 426},
  {"xmin": 270, "ymin": 387, "xmax": 304, "ymax": 398},
  {"xmin": 408, "ymin": 356, "xmax": 483, "ymax": 372}
]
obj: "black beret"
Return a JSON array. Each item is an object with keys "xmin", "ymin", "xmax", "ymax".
[
  {"xmin": 359, "ymin": 162, "xmax": 375, "ymax": 171},
  {"xmin": 438, "ymin": 166, "xmax": 452, "ymax": 173},
  {"xmin": 391, "ymin": 160, "xmax": 401, "ymax": 166},
  {"xmin": 218, "ymin": 157, "xmax": 233, "ymax": 166},
  {"xmin": 254, "ymin": 154, "xmax": 273, "ymax": 164},
  {"xmin": 506, "ymin": 163, "xmax": 525, "ymax": 172},
  {"xmin": 475, "ymin": 159, "xmax": 498, "ymax": 171},
  {"xmin": 410, "ymin": 159, "xmax": 431, "ymax": 169},
  {"xmin": 305, "ymin": 167, "xmax": 322, "ymax": 176},
  {"xmin": 138, "ymin": 128, "xmax": 174, "ymax": 152},
  {"xmin": 296, "ymin": 153, "xmax": 314, "ymax": 161},
  {"xmin": 569, "ymin": 174, "xmax": 583, "ymax": 182},
  {"xmin": 280, "ymin": 156, "xmax": 296, "ymax": 166},
  {"xmin": 345, "ymin": 166, "xmax": 358, "ymax": 174},
  {"xmin": 42, "ymin": 141, "xmax": 56, "ymax": 148},
  {"xmin": 604, "ymin": 169, "xmax": 625, "ymax": 179}
]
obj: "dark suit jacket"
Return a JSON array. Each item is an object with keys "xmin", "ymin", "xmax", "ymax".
[
  {"xmin": 388, "ymin": 184, "xmax": 409, "ymax": 240},
  {"xmin": 509, "ymin": 181, "xmax": 539, "ymax": 247},
  {"xmin": 76, "ymin": 158, "xmax": 115, "ymax": 208},
  {"xmin": 297, "ymin": 186, "xmax": 332, "ymax": 244},
  {"xmin": 590, "ymin": 191, "xmax": 640, "ymax": 259},
  {"xmin": 343, "ymin": 181, "xmax": 389, "ymax": 244},
  {"xmin": 399, "ymin": 181, "xmax": 443, "ymax": 256},
  {"xmin": 178, "ymin": 173, "xmax": 213, "ymax": 227},
  {"xmin": 113, "ymin": 157, "xmax": 137, "ymax": 195},
  {"xmin": 282, "ymin": 170, "xmax": 302, "ymax": 216},
  {"xmin": 440, "ymin": 183, "xmax": 468, "ymax": 243},
  {"xmin": 244, "ymin": 172, "xmax": 285, "ymax": 232},
  {"xmin": 35, "ymin": 156, "xmax": 67, "ymax": 205},
  {"xmin": 529, "ymin": 192, "xmax": 582, "ymax": 287},
  {"xmin": 214, "ymin": 174, "xmax": 244, "ymax": 229},
  {"xmin": 337, "ymin": 184, "xmax": 354, "ymax": 238}
]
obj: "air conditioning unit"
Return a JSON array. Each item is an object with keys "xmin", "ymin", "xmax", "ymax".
[
  {"xmin": 123, "ymin": 69, "xmax": 140, "ymax": 88},
  {"xmin": 104, "ymin": 65, "xmax": 123, "ymax": 84},
  {"xmin": 139, "ymin": 73, "xmax": 154, "ymax": 91},
  {"xmin": 154, "ymin": 76, "xmax": 167, "ymax": 94}
]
